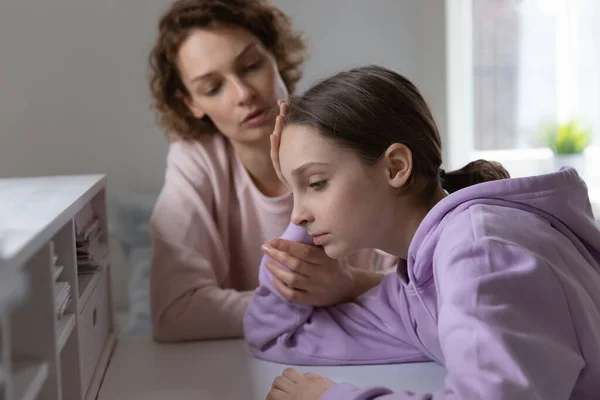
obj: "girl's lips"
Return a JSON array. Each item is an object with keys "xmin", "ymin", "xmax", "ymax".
[{"xmin": 312, "ymin": 233, "xmax": 328, "ymax": 246}]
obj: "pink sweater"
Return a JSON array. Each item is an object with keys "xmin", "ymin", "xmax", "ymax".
[
  {"xmin": 150, "ymin": 134, "xmax": 394, "ymax": 341},
  {"xmin": 150, "ymin": 134, "xmax": 292, "ymax": 341}
]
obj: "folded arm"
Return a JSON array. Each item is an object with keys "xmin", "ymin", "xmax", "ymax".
[{"xmin": 244, "ymin": 223, "xmax": 426, "ymax": 365}]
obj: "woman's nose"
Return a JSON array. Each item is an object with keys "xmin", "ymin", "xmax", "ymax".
[{"xmin": 231, "ymin": 77, "xmax": 255, "ymax": 105}]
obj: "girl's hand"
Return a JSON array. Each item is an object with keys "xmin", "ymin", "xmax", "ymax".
[
  {"xmin": 270, "ymin": 100, "xmax": 289, "ymax": 185},
  {"xmin": 261, "ymin": 239, "xmax": 383, "ymax": 306},
  {"xmin": 267, "ymin": 368, "xmax": 335, "ymax": 400}
]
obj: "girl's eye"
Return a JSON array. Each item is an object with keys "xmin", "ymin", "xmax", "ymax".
[
  {"xmin": 308, "ymin": 180, "xmax": 328, "ymax": 191},
  {"xmin": 204, "ymin": 84, "xmax": 222, "ymax": 96}
]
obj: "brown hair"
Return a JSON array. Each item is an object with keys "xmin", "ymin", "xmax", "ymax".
[
  {"xmin": 149, "ymin": 0, "xmax": 307, "ymax": 141},
  {"xmin": 286, "ymin": 65, "xmax": 510, "ymax": 198}
]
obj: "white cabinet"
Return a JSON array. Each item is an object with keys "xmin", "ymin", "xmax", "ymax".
[{"xmin": 0, "ymin": 175, "xmax": 115, "ymax": 400}]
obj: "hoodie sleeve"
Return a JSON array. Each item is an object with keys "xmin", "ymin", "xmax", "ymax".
[
  {"xmin": 319, "ymin": 237, "xmax": 585, "ymax": 400},
  {"xmin": 243, "ymin": 223, "xmax": 427, "ymax": 365}
]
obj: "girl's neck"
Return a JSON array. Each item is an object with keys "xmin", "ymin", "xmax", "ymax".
[
  {"xmin": 389, "ymin": 185, "xmax": 448, "ymax": 259},
  {"xmin": 231, "ymin": 139, "xmax": 289, "ymax": 198}
]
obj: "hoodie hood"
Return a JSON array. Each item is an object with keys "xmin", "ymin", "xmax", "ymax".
[{"xmin": 408, "ymin": 167, "xmax": 600, "ymax": 285}]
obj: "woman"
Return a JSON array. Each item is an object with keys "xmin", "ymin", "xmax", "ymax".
[
  {"xmin": 148, "ymin": 0, "xmax": 393, "ymax": 342},
  {"xmin": 245, "ymin": 65, "xmax": 600, "ymax": 399}
]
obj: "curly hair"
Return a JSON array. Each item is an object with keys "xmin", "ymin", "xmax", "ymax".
[{"xmin": 149, "ymin": 0, "xmax": 307, "ymax": 141}]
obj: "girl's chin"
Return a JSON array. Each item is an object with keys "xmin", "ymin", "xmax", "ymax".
[{"xmin": 322, "ymin": 243, "xmax": 351, "ymax": 260}]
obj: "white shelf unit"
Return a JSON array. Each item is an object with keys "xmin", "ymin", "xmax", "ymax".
[{"xmin": 0, "ymin": 175, "xmax": 116, "ymax": 400}]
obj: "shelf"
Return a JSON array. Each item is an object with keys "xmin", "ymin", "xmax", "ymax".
[
  {"xmin": 56, "ymin": 313, "xmax": 76, "ymax": 351},
  {"xmin": 78, "ymin": 272, "xmax": 100, "ymax": 313},
  {"xmin": 1, "ymin": 176, "xmax": 113, "ymax": 400},
  {"xmin": 0, "ymin": 175, "xmax": 106, "ymax": 272},
  {"xmin": 12, "ymin": 361, "xmax": 48, "ymax": 400}
]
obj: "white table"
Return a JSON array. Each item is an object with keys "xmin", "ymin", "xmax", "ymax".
[{"xmin": 98, "ymin": 336, "xmax": 446, "ymax": 400}]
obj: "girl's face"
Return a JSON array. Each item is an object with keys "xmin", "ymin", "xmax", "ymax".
[
  {"xmin": 278, "ymin": 124, "xmax": 411, "ymax": 259},
  {"xmin": 177, "ymin": 26, "xmax": 288, "ymax": 147}
]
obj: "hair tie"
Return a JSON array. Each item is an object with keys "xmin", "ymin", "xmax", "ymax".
[{"xmin": 438, "ymin": 169, "xmax": 447, "ymax": 179}]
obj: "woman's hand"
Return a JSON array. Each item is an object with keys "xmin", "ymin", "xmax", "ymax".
[
  {"xmin": 267, "ymin": 368, "xmax": 335, "ymax": 400},
  {"xmin": 261, "ymin": 239, "xmax": 384, "ymax": 306},
  {"xmin": 270, "ymin": 100, "xmax": 289, "ymax": 185}
]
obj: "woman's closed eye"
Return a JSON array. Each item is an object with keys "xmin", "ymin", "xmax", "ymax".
[
  {"xmin": 242, "ymin": 58, "xmax": 263, "ymax": 73},
  {"xmin": 308, "ymin": 180, "xmax": 328, "ymax": 191}
]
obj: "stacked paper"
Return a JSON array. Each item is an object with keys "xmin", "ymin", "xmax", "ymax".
[
  {"xmin": 54, "ymin": 281, "xmax": 71, "ymax": 319},
  {"xmin": 49, "ymin": 240, "xmax": 71, "ymax": 318},
  {"xmin": 75, "ymin": 205, "xmax": 109, "ymax": 275}
]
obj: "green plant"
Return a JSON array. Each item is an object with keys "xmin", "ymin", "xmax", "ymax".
[{"xmin": 539, "ymin": 120, "xmax": 591, "ymax": 155}]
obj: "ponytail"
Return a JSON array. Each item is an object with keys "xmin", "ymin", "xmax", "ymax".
[{"xmin": 439, "ymin": 160, "xmax": 510, "ymax": 194}]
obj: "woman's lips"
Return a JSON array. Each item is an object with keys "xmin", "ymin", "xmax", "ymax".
[{"xmin": 242, "ymin": 109, "xmax": 268, "ymax": 126}]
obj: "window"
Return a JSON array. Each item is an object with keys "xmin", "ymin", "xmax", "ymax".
[{"xmin": 471, "ymin": 0, "xmax": 600, "ymax": 151}]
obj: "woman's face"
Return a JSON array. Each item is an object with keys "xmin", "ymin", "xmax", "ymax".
[{"xmin": 177, "ymin": 26, "xmax": 288, "ymax": 147}]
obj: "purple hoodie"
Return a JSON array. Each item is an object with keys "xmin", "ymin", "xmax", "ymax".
[{"xmin": 244, "ymin": 168, "xmax": 600, "ymax": 399}]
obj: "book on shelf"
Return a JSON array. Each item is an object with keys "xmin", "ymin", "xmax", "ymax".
[
  {"xmin": 54, "ymin": 281, "xmax": 71, "ymax": 319},
  {"xmin": 75, "ymin": 213, "xmax": 108, "ymax": 275},
  {"xmin": 74, "ymin": 203, "xmax": 95, "ymax": 237},
  {"xmin": 76, "ymin": 218, "xmax": 100, "ymax": 245}
]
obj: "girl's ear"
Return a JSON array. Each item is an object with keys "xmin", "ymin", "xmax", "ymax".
[
  {"xmin": 381, "ymin": 143, "xmax": 413, "ymax": 189},
  {"xmin": 184, "ymin": 95, "xmax": 206, "ymax": 119}
]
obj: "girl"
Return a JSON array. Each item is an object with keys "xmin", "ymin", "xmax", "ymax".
[
  {"xmin": 244, "ymin": 65, "xmax": 600, "ymax": 399},
  {"xmin": 148, "ymin": 0, "xmax": 393, "ymax": 342}
]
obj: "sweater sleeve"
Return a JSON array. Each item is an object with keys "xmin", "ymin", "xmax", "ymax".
[
  {"xmin": 150, "ymin": 143, "xmax": 253, "ymax": 342},
  {"xmin": 319, "ymin": 237, "xmax": 585, "ymax": 400},
  {"xmin": 244, "ymin": 222, "xmax": 427, "ymax": 365}
]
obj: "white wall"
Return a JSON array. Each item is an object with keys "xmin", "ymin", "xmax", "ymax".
[
  {"xmin": 0, "ymin": 0, "xmax": 169, "ymax": 194},
  {"xmin": 272, "ymin": 0, "xmax": 421, "ymax": 91},
  {"xmin": 0, "ymin": 0, "xmax": 447, "ymax": 193}
]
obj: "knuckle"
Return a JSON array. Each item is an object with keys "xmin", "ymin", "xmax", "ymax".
[
  {"xmin": 290, "ymin": 258, "xmax": 302, "ymax": 272},
  {"xmin": 301, "ymin": 246, "xmax": 311, "ymax": 259},
  {"xmin": 288, "ymin": 275, "xmax": 300, "ymax": 287},
  {"xmin": 282, "ymin": 288, "xmax": 294, "ymax": 300}
]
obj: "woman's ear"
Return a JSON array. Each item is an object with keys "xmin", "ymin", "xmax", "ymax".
[
  {"xmin": 183, "ymin": 95, "xmax": 206, "ymax": 119},
  {"xmin": 381, "ymin": 143, "xmax": 412, "ymax": 188}
]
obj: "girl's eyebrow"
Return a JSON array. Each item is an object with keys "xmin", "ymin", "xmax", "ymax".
[{"xmin": 291, "ymin": 162, "xmax": 329, "ymax": 177}]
